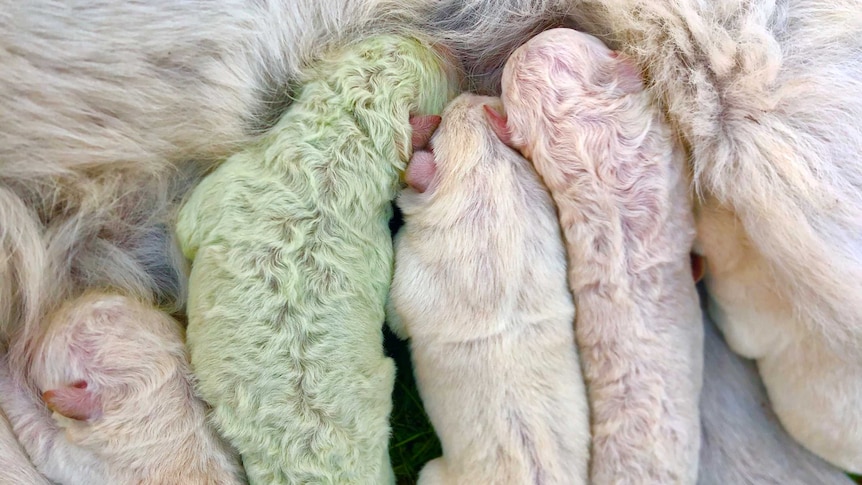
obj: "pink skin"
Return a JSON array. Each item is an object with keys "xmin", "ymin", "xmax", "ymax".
[
  {"xmin": 1, "ymin": 292, "xmax": 245, "ymax": 484},
  {"xmin": 483, "ymin": 104, "xmax": 512, "ymax": 146},
  {"xmin": 407, "ymin": 115, "xmax": 442, "ymax": 193},
  {"xmin": 42, "ymin": 381, "xmax": 101, "ymax": 422},
  {"xmin": 410, "ymin": 115, "xmax": 441, "ymax": 150},
  {"xmin": 406, "ymin": 151, "xmax": 436, "ymax": 193}
]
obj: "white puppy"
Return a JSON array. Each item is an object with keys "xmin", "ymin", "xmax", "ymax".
[
  {"xmin": 0, "ymin": 292, "xmax": 244, "ymax": 485},
  {"xmin": 387, "ymin": 93, "xmax": 591, "ymax": 485},
  {"xmin": 488, "ymin": 28, "xmax": 703, "ymax": 484}
]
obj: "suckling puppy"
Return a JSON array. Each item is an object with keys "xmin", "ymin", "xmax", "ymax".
[
  {"xmin": 487, "ymin": 28, "xmax": 703, "ymax": 483},
  {"xmin": 176, "ymin": 34, "xmax": 459, "ymax": 484},
  {"xmin": 0, "ymin": 291, "xmax": 244, "ymax": 485},
  {"xmin": 387, "ymin": 93, "xmax": 591, "ymax": 485},
  {"xmin": 564, "ymin": 0, "xmax": 862, "ymax": 468},
  {"xmin": 696, "ymin": 307, "xmax": 854, "ymax": 485}
]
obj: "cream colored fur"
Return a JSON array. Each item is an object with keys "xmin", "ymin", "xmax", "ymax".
[
  {"xmin": 697, "ymin": 200, "xmax": 862, "ymax": 471},
  {"xmin": 0, "ymin": 292, "xmax": 244, "ymax": 484},
  {"xmin": 0, "ymin": 392, "xmax": 50, "ymax": 484},
  {"xmin": 0, "ymin": 0, "xmax": 445, "ymax": 342},
  {"xmin": 559, "ymin": 0, "xmax": 862, "ymax": 469},
  {"xmin": 388, "ymin": 93, "xmax": 591, "ymax": 485},
  {"xmin": 697, "ymin": 307, "xmax": 854, "ymax": 485},
  {"xmin": 416, "ymin": 0, "xmax": 862, "ymax": 468},
  {"xmin": 498, "ymin": 28, "xmax": 703, "ymax": 484}
]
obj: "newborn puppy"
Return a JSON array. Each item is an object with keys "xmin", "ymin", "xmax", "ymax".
[
  {"xmin": 388, "ymin": 93, "xmax": 591, "ymax": 485},
  {"xmin": 0, "ymin": 292, "xmax": 244, "ymax": 485},
  {"xmin": 697, "ymin": 201, "xmax": 862, "ymax": 471},
  {"xmin": 488, "ymin": 28, "xmax": 703, "ymax": 483},
  {"xmin": 176, "ymin": 34, "xmax": 459, "ymax": 484},
  {"xmin": 697, "ymin": 308, "xmax": 854, "ymax": 485}
]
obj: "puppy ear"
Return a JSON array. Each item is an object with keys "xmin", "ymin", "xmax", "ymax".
[
  {"xmin": 405, "ymin": 150, "xmax": 437, "ymax": 193},
  {"xmin": 410, "ymin": 115, "xmax": 442, "ymax": 150},
  {"xmin": 609, "ymin": 51, "xmax": 644, "ymax": 94},
  {"xmin": 42, "ymin": 381, "xmax": 102, "ymax": 421},
  {"xmin": 483, "ymin": 104, "xmax": 513, "ymax": 147},
  {"xmin": 691, "ymin": 253, "xmax": 706, "ymax": 283}
]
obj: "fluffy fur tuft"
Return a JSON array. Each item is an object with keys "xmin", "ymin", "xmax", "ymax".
[
  {"xmin": 175, "ymin": 34, "xmax": 459, "ymax": 484},
  {"xmin": 498, "ymin": 28, "xmax": 703, "ymax": 484}
]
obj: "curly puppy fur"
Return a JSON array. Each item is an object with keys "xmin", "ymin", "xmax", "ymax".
[
  {"xmin": 0, "ymin": 292, "xmax": 243, "ymax": 485},
  {"xmin": 697, "ymin": 308, "xmax": 854, "ymax": 485},
  {"xmin": 579, "ymin": 0, "xmax": 862, "ymax": 469},
  {"xmin": 387, "ymin": 93, "xmax": 590, "ymax": 485},
  {"xmin": 175, "ymin": 35, "xmax": 459, "ymax": 484},
  {"xmin": 492, "ymin": 28, "xmax": 703, "ymax": 484}
]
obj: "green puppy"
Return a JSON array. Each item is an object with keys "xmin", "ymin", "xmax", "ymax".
[{"xmin": 176, "ymin": 35, "xmax": 459, "ymax": 484}]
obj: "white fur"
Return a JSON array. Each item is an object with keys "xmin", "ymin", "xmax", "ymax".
[
  {"xmin": 3, "ymin": 0, "xmax": 862, "ymax": 474},
  {"xmin": 499, "ymin": 28, "xmax": 703, "ymax": 484},
  {"xmin": 415, "ymin": 0, "xmax": 862, "ymax": 469},
  {"xmin": 388, "ymin": 93, "xmax": 591, "ymax": 485},
  {"xmin": 557, "ymin": 0, "xmax": 862, "ymax": 469},
  {"xmin": 0, "ymin": 393, "xmax": 50, "ymax": 485},
  {"xmin": 0, "ymin": 292, "xmax": 244, "ymax": 484},
  {"xmin": 697, "ymin": 308, "xmax": 854, "ymax": 485},
  {"xmin": 697, "ymin": 200, "xmax": 862, "ymax": 471}
]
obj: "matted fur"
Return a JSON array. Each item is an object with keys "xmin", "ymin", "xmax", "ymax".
[
  {"xmin": 0, "ymin": 292, "xmax": 243, "ymax": 484},
  {"xmin": 175, "ymin": 35, "xmax": 459, "ymax": 484},
  {"xmin": 497, "ymin": 28, "xmax": 703, "ymax": 483},
  {"xmin": 697, "ymin": 308, "xmax": 854, "ymax": 485},
  {"xmin": 388, "ymin": 93, "xmax": 590, "ymax": 484}
]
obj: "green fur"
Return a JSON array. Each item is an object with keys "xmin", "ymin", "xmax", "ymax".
[{"xmin": 175, "ymin": 35, "xmax": 457, "ymax": 485}]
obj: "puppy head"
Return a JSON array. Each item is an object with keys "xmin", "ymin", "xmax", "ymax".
[
  {"xmin": 31, "ymin": 292, "xmax": 187, "ymax": 426},
  {"xmin": 307, "ymin": 34, "xmax": 463, "ymax": 162},
  {"xmin": 492, "ymin": 28, "xmax": 644, "ymax": 160},
  {"xmin": 390, "ymin": 93, "xmax": 543, "ymax": 341},
  {"xmin": 398, "ymin": 93, "xmax": 516, "ymax": 217}
]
